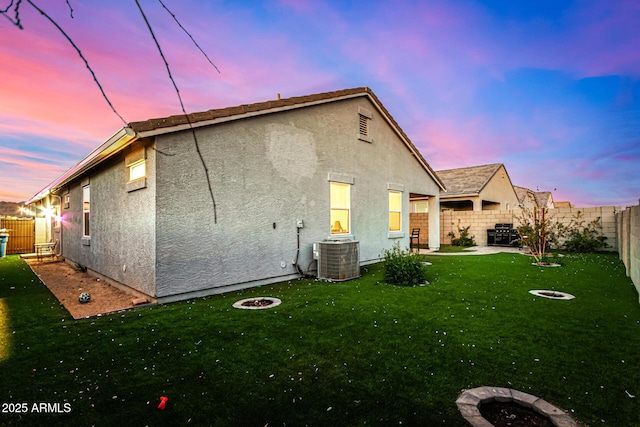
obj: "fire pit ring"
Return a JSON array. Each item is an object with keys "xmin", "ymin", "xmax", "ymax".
[
  {"xmin": 529, "ymin": 290, "xmax": 575, "ymax": 300},
  {"xmin": 456, "ymin": 386, "xmax": 578, "ymax": 427},
  {"xmin": 233, "ymin": 297, "xmax": 281, "ymax": 310}
]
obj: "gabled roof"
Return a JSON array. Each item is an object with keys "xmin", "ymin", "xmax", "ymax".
[
  {"xmin": 534, "ymin": 191, "xmax": 553, "ymax": 207},
  {"xmin": 513, "ymin": 185, "xmax": 554, "ymax": 207},
  {"xmin": 513, "ymin": 185, "xmax": 532, "ymax": 204},
  {"xmin": 28, "ymin": 87, "xmax": 444, "ymax": 204},
  {"xmin": 435, "ymin": 163, "xmax": 504, "ymax": 197}
]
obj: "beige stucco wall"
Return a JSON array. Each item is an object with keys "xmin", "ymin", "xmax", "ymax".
[{"xmin": 476, "ymin": 165, "xmax": 520, "ymax": 210}]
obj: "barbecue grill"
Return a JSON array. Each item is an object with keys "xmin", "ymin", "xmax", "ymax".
[{"xmin": 487, "ymin": 223, "xmax": 519, "ymax": 246}]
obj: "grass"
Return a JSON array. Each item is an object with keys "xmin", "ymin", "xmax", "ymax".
[{"xmin": 1, "ymin": 252, "xmax": 639, "ymax": 426}]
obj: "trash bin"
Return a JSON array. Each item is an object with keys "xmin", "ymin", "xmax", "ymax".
[{"xmin": 0, "ymin": 232, "xmax": 8, "ymax": 257}]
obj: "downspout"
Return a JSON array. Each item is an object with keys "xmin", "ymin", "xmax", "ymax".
[{"xmin": 50, "ymin": 194, "xmax": 63, "ymax": 257}]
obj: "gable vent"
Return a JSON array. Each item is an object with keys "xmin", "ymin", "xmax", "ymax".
[{"xmin": 359, "ymin": 114, "xmax": 368, "ymax": 136}]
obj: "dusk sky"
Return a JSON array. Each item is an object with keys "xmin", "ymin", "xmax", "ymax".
[{"xmin": 1, "ymin": 0, "xmax": 638, "ymax": 207}]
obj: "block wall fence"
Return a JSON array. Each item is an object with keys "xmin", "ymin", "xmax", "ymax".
[
  {"xmin": 616, "ymin": 203, "xmax": 640, "ymax": 302},
  {"xmin": 410, "ymin": 206, "xmax": 618, "ymax": 248}
]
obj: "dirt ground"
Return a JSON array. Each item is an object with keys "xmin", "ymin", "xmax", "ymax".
[{"xmin": 27, "ymin": 259, "xmax": 145, "ymax": 319}]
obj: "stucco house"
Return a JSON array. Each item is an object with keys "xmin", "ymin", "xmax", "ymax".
[
  {"xmin": 27, "ymin": 87, "xmax": 445, "ymax": 303},
  {"xmin": 434, "ymin": 163, "xmax": 519, "ymax": 211},
  {"xmin": 514, "ymin": 186, "xmax": 556, "ymax": 209}
]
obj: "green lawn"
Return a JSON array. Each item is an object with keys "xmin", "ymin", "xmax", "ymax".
[{"xmin": 0, "ymin": 252, "xmax": 639, "ymax": 426}]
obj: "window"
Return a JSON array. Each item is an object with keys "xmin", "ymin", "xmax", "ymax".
[
  {"xmin": 412, "ymin": 200, "xmax": 428, "ymax": 213},
  {"xmin": 82, "ymin": 185, "xmax": 90, "ymax": 237},
  {"xmin": 129, "ymin": 159, "xmax": 146, "ymax": 181},
  {"xmin": 389, "ymin": 191, "xmax": 402, "ymax": 231},
  {"xmin": 125, "ymin": 148, "xmax": 147, "ymax": 192},
  {"xmin": 330, "ymin": 182, "xmax": 350, "ymax": 234}
]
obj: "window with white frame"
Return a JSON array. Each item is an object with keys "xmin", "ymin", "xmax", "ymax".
[
  {"xmin": 411, "ymin": 200, "xmax": 428, "ymax": 213},
  {"xmin": 82, "ymin": 185, "xmax": 90, "ymax": 237},
  {"xmin": 330, "ymin": 182, "xmax": 350, "ymax": 234},
  {"xmin": 389, "ymin": 190, "xmax": 402, "ymax": 231},
  {"xmin": 129, "ymin": 159, "xmax": 146, "ymax": 181}
]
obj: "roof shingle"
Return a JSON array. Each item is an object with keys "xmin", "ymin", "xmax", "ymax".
[{"xmin": 436, "ymin": 163, "xmax": 503, "ymax": 196}]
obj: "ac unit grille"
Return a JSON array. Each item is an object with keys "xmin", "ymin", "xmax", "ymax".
[{"xmin": 317, "ymin": 240, "xmax": 360, "ymax": 281}]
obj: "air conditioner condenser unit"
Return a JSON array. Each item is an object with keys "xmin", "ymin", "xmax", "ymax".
[{"xmin": 314, "ymin": 240, "xmax": 360, "ymax": 281}]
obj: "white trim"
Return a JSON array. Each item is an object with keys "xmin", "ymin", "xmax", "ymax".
[
  {"xmin": 327, "ymin": 173, "xmax": 355, "ymax": 185},
  {"xmin": 387, "ymin": 183, "xmax": 404, "ymax": 191}
]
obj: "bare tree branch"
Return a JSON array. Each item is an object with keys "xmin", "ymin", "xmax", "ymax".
[
  {"xmin": 135, "ymin": 0, "xmax": 218, "ymax": 223},
  {"xmin": 158, "ymin": 0, "xmax": 220, "ymax": 73},
  {"xmin": 22, "ymin": 0, "xmax": 127, "ymax": 125},
  {"xmin": 1, "ymin": 0, "xmax": 23, "ymax": 28},
  {"xmin": 1, "ymin": 0, "xmax": 16, "ymax": 13},
  {"xmin": 65, "ymin": 0, "xmax": 73, "ymax": 18}
]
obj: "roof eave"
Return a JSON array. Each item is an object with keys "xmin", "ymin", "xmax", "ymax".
[
  {"xmin": 440, "ymin": 192, "xmax": 480, "ymax": 199},
  {"xmin": 134, "ymin": 92, "xmax": 369, "ymax": 138},
  {"xmin": 134, "ymin": 88, "xmax": 446, "ymax": 192},
  {"xmin": 26, "ymin": 127, "xmax": 138, "ymax": 205},
  {"xmin": 360, "ymin": 91, "xmax": 446, "ymax": 192}
]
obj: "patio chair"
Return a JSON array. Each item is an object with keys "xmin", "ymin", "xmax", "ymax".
[{"xmin": 410, "ymin": 228, "xmax": 420, "ymax": 252}]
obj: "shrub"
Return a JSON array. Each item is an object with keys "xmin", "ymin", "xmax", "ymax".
[
  {"xmin": 447, "ymin": 221, "xmax": 476, "ymax": 247},
  {"xmin": 515, "ymin": 205, "xmax": 562, "ymax": 264},
  {"xmin": 382, "ymin": 243, "xmax": 427, "ymax": 286},
  {"xmin": 560, "ymin": 211, "xmax": 608, "ymax": 252}
]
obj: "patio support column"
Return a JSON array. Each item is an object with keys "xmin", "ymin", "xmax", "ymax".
[{"xmin": 428, "ymin": 194, "xmax": 440, "ymax": 250}]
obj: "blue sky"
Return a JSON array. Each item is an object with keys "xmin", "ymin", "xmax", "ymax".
[{"xmin": 1, "ymin": 0, "xmax": 638, "ymax": 207}]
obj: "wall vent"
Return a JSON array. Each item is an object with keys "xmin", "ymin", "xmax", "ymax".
[
  {"xmin": 358, "ymin": 114, "xmax": 368, "ymax": 136},
  {"xmin": 315, "ymin": 240, "xmax": 360, "ymax": 281}
]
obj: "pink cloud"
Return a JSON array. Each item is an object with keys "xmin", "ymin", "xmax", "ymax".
[
  {"xmin": 409, "ymin": 114, "xmax": 543, "ymax": 171},
  {"xmin": 0, "ymin": 147, "xmax": 64, "ymax": 170}
]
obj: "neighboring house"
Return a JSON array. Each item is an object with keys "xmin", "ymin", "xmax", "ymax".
[
  {"xmin": 514, "ymin": 186, "xmax": 556, "ymax": 209},
  {"xmin": 514, "ymin": 186, "xmax": 535, "ymax": 208},
  {"xmin": 434, "ymin": 163, "xmax": 520, "ymax": 211},
  {"xmin": 534, "ymin": 191, "xmax": 555, "ymax": 209},
  {"xmin": 554, "ymin": 201, "xmax": 573, "ymax": 208},
  {"xmin": 27, "ymin": 87, "xmax": 445, "ymax": 303}
]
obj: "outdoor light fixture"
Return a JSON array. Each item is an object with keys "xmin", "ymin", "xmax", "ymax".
[
  {"xmin": 41, "ymin": 206, "xmax": 55, "ymax": 218},
  {"xmin": 19, "ymin": 207, "xmax": 35, "ymax": 217}
]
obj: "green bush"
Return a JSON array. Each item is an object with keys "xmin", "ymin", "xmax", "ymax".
[
  {"xmin": 447, "ymin": 221, "xmax": 476, "ymax": 247},
  {"xmin": 382, "ymin": 243, "xmax": 427, "ymax": 286},
  {"xmin": 561, "ymin": 211, "xmax": 608, "ymax": 252}
]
